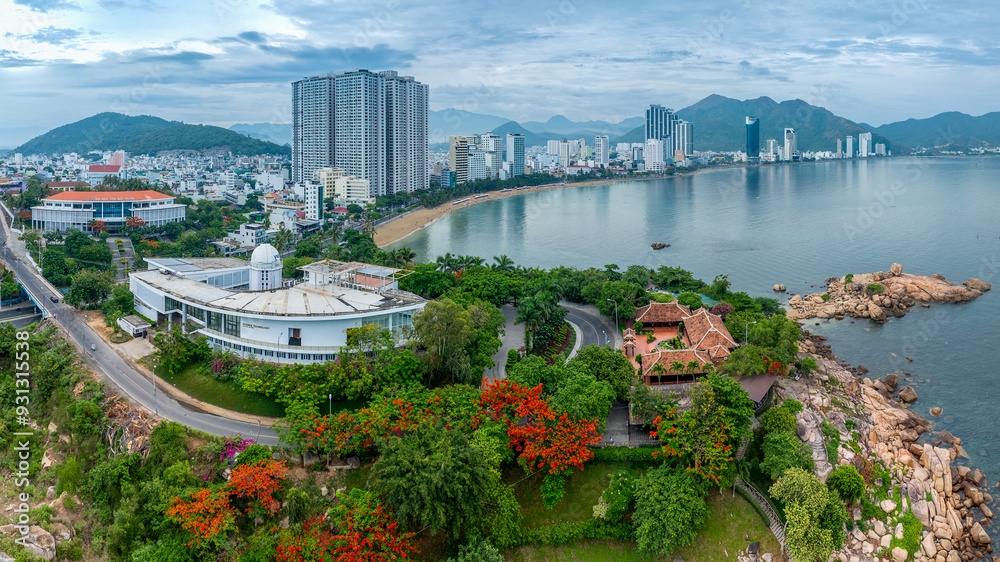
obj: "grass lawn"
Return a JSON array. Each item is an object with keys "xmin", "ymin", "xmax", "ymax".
[
  {"xmin": 506, "ymin": 490, "xmax": 780, "ymax": 562},
  {"xmin": 509, "ymin": 462, "xmax": 627, "ymax": 527},
  {"xmin": 157, "ymin": 362, "xmax": 285, "ymax": 418}
]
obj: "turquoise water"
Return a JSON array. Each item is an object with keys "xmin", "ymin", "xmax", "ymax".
[{"xmin": 393, "ymin": 157, "xmax": 1000, "ymax": 484}]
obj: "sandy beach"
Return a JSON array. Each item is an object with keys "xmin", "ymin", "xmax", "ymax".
[{"xmin": 373, "ymin": 172, "xmax": 709, "ymax": 247}]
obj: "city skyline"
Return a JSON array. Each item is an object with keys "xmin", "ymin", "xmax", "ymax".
[{"xmin": 1, "ymin": 0, "xmax": 999, "ymax": 147}]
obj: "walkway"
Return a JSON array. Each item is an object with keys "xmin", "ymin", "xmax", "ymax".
[
  {"xmin": 734, "ymin": 415, "xmax": 786, "ymax": 548},
  {"xmin": 485, "ymin": 304, "xmax": 524, "ymax": 381}
]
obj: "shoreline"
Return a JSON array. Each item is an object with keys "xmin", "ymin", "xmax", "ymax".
[{"xmin": 373, "ymin": 170, "xmax": 716, "ymax": 247}]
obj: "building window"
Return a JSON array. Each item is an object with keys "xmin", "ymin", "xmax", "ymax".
[
  {"xmin": 223, "ymin": 315, "xmax": 240, "ymax": 337},
  {"xmin": 207, "ymin": 311, "xmax": 222, "ymax": 332}
]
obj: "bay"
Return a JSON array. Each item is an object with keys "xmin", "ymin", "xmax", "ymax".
[{"xmin": 392, "ymin": 157, "xmax": 1000, "ymax": 485}]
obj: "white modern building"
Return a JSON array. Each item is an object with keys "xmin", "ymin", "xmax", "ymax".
[
  {"xmin": 291, "ymin": 69, "xmax": 429, "ymax": 196},
  {"xmin": 783, "ymin": 128, "xmax": 798, "ymax": 161},
  {"xmin": 506, "ymin": 133, "xmax": 525, "ymax": 177},
  {"xmin": 859, "ymin": 132, "xmax": 873, "ymax": 158},
  {"xmin": 130, "ymin": 249, "xmax": 427, "ymax": 364},
  {"xmin": 644, "ymin": 138, "xmax": 668, "ymax": 172},
  {"xmin": 31, "ymin": 190, "xmax": 186, "ymax": 233},
  {"xmin": 594, "ymin": 135, "xmax": 609, "ymax": 168},
  {"xmin": 845, "ymin": 136, "xmax": 855, "ymax": 158}
]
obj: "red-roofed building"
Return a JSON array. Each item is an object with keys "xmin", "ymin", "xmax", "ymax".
[
  {"xmin": 32, "ymin": 190, "xmax": 185, "ymax": 233},
  {"xmin": 87, "ymin": 164, "xmax": 123, "ymax": 186},
  {"xmin": 43, "ymin": 181, "xmax": 91, "ymax": 192}
]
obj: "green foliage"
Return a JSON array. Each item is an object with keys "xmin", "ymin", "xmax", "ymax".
[
  {"xmin": 594, "ymin": 470, "xmax": 638, "ymax": 522},
  {"xmin": 821, "ymin": 421, "xmax": 841, "ymax": 464},
  {"xmin": 753, "ymin": 296, "xmax": 783, "ymax": 315},
  {"xmin": 447, "ymin": 537, "xmax": 504, "ymax": 562},
  {"xmin": 651, "ymin": 266, "xmax": 707, "ymax": 293},
  {"xmin": 632, "ymin": 465, "xmax": 709, "ymax": 557},
  {"xmin": 861, "ymin": 497, "xmax": 886, "ymax": 520},
  {"xmin": 506, "ymin": 355, "xmax": 570, "ymax": 394},
  {"xmin": 628, "ymin": 383, "xmax": 677, "ymax": 424},
  {"xmin": 548, "ymin": 372, "xmax": 614, "ymax": 428},
  {"xmin": 399, "ymin": 263, "xmax": 457, "ymax": 298},
  {"xmin": 782, "ymin": 398, "xmax": 803, "ymax": 414},
  {"xmin": 145, "ymin": 422, "xmax": 188, "ymax": 478},
  {"xmin": 760, "ymin": 406, "xmax": 797, "ymax": 435},
  {"xmin": 413, "ymin": 297, "xmax": 504, "ymax": 386},
  {"xmin": 724, "ymin": 309, "xmax": 766, "ymax": 343},
  {"xmin": 844, "ymin": 273, "xmax": 854, "ymax": 284},
  {"xmin": 567, "ymin": 345, "xmax": 637, "ymax": 400},
  {"xmin": 746, "ymin": 313, "xmax": 802, "ymax": 365},
  {"xmin": 235, "ymin": 443, "xmax": 272, "ymax": 467},
  {"xmin": 541, "ymin": 472, "xmax": 567, "ymax": 510},
  {"xmin": 771, "ymin": 468, "xmax": 846, "ymax": 562},
  {"xmin": 798, "ymin": 356, "xmax": 818, "ymax": 374},
  {"xmin": 703, "ymin": 274, "xmax": 732, "ymax": 301},
  {"xmin": 759, "ymin": 430, "xmax": 814, "ymax": 480},
  {"xmin": 821, "ymin": 293, "xmax": 831, "ymax": 301},
  {"xmin": 889, "ymin": 510, "xmax": 923, "ymax": 556},
  {"xmin": 371, "ymin": 425, "xmax": 491, "ymax": 540},
  {"xmin": 56, "ymin": 457, "xmax": 83, "ymax": 495},
  {"xmin": 827, "ymin": 465, "xmax": 865, "ymax": 504},
  {"xmin": 867, "ymin": 283, "xmax": 884, "ymax": 294},
  {"xmin": 677, "ymin": 291, "xmax": 703, "ymax": 310}
]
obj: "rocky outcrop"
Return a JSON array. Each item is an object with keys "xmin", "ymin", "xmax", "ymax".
[
  {"xmin": 0, "ymin": 525, "xmax": 55, "ymax": 560},
  {"xmin": 773, "ymin": 284, "xmax": 786, "ymax": 292},
  {"xmin": 650, "ymin": 242, "xmax": 670, "ymax": 250},
  {"xmin": 776, "ymin": 355, "xmax": 994, "ymax": 562},
  {"xmin": 786, "ymin": 264, "xmax": 985, "ymax": 323}
]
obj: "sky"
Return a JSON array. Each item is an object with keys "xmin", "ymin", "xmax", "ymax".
[{"xmin": 1, "ymin": 0, "xmax": 999, "ymax": 147}]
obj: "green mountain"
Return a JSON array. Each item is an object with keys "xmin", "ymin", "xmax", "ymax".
[
  {"xmin": 614, "ymin": 95, "xmax": 902, "ymax": 153},
  {"xmin": 491, "ymin": 121, "xmax": 559, "ymax": 148},
  {"xmin": 15, "ymin": 112, "xmax": 290, "ymax": 156},
  {"xmin": 869, "ymin": 111, "xmax": 1000, "ymax": 149}
]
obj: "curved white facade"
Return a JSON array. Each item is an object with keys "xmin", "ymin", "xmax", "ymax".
[{"xmin": 130, "ymin": 259, "xmax": 424, "ymax": 364}]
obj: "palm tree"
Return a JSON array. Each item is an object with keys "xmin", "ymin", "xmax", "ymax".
[
  {"xmin": 436, "ymin": 253, "xmax": 457, "ymax": 272},
  {"xmin": 650, "ymin": 362, "xmax": 667, "ymax": 383},
  {"xmin": 395, "ymin": 247, "xmax": 416, "ymax": 267},
  {"xmin": 492, "ymin": 254, "xmax": 515, "ymax": 272},
  {"xmin": 465, "ymin": 255, "xmax": 485, "ymax": 268},
  {"xmin": 327, "ymin": 222, "xmax": 342, "ymax": 246},
  {"xmin": 273, "ymin": 224, "xmax": 294, "ymax": 253},
  {"xmin": 686, "ymin": 360, "xmax": 702, "ymax": 375},
  {"xmin": 670, "ymin": 360, "xmax": 686, "ymax": 375},
  {"xmin": 361, "ymin": 214, "xmax": 376, "ymax": 239}
]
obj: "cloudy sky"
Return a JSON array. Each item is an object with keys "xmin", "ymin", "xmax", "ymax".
[{"xmin": 1, "ymin": 0, "xmax": 998, "ymax": 147}]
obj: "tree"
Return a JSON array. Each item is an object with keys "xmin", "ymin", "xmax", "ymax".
[
  {"xmin": 770, "ymin": 468, "xmax": 848, "ymax": 562},
  {"xmin": 632, "ymin": 465, "xmax": 709, "ymax": 557},
  {"xmin": 567, "ymin": 345, "xmax": 638, "ymax": 400},
  {"xmin": 273, "ymin": 224, "xmax": 294, "ymax": 253},
  {"xmin": 65, "ymin": 269, "xmax": 115, "ymax": 307},
  {"xmin": 760, "ymin": 405, "xmax": 798, "ymax": 435},
  {"xmin": 759, "ymin": 430, "xmax": 813, "ymax": 480},
  {"xmin": 371, "ymin": 425, "xmax": 490, "ymax": 540},
  {"xmin": 227, "ymin": 460, "xmax": 288, "ymax": 518},
  {"xmin": 491, "ymin": 254, "xmax": 515, "ymax": 272},
  {"xmin": 747, "ymin": 313, "xmax": 802, "ymax": 365},
  {"xmin": 677, "ymin": 291, "xmax": 703, "ymax": 310},
  {"xmin": 548, "ymin": 372, "xmax": 614, "ymax": 428},
  {"xmin": 505, "ymin": 355, "xmax": 570, "ymax": 395},
  {"xmin": 165, "ymin": 488, "xmax": 236, "ymax": 550},
  {"xmin": 399, "ymin": 263, "xmax": 457, "ymax": 298},
  {"xmin": 276, "ymin": 490, "xmax": 418, "ymax": 562},
  {"xmin": 826, "ymin": 465, "xmax": 865, "ymax": 505},
  {"xmin": 412, "ymin": 298, "xmax": 487, "ymax": 385}
]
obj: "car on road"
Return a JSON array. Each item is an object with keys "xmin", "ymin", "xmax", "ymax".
[{"xmin": 49, "ymin": 296, "xmax": 58, "ymax": 303}]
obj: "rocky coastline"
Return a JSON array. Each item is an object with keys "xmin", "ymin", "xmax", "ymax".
[
  {"xmin": 781, "ymin": 339, "xmax": 997, "ymax": 561},
  {"xmin": 783, "ymin": 263, "xmax": 990, "ymax": 323}
]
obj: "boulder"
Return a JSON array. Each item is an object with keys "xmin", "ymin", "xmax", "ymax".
[
  {"xmin": 881, "ymin": 499, "xmax": 898, "ymax": 513},
  {"xmin": 931, "ymin": 407, "xmax": 943, "ymax": 416},
  {"xmin": 773, "ymin": 284, "xmax": 786, "ymax": 292},
  {"xmin": 972, "ymin": 521, "xmax": 992, "ymax": 544},
  {"xmin": 347, "ymin": 456, "xmax": 361, "ymax": 469},
  {"xmin": 0, "ymin": 553, "xmax": 13, "ymax": 562},
  {"xmin": 922, "ymin": 532, "xmax": 938, "ymax": 557},
  {"xmin": 899, "ymin": 386, "xmax": 919, "ymax": 402},
  {"xmin": 885, "ymin": 372, "xmax": 899, "ymax": 389},
  {"xmin": 964, "ymin": 278, "xmax": 992, "ymax": 291},
  {"xmin": 891, "ymin": 546, "xmax": 908, "ymax": 562},
  {"xmin": 868, "ymin": 301, "xmax": 886, "ymax": 322},
  {"xmin": 890, "ymin": 263, "xmax": 903, "ymax": 275},
  {"xmin": 0, "ymin": 526, "xmax": 55, "ymax": 560},
  {"xmin": 45, "ymin": 486, "xmax": 56, "ymax": 500},
  {"xmin": 939, "ymin": 430, "xmax": 960, "ymax": 445}
]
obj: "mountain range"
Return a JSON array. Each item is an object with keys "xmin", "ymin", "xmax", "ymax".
[
  {"xmin": 14, "ymin": 98, "xmax": 1000, "ymax": 158},
  {"xmin": 14, "ymin": 113, "xmax": 290, "ymax": 156}
]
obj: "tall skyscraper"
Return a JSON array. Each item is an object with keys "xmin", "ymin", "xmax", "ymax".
[
  {"xmin": 594, "ymin": 135, "xmax": 609, "ymax": 168},
  {"xmin": 858, "ymin": 132, "xmax": 873, "ymax": 158},
  {"xmin": 836, "ymin": 138, "xmax": 843, "ymax": 159},
  {"xmin": 745, "ymin": 117, "xmax": 760, "ymax": 161},
  {"xmin": 506, "ymin": 133, "xmax": 525, "ymax": 177},
  {"xmin": 678, "ymin": 121, "xmax": 694, "ymax": 156},
  {"xmin": 291, "ymin": 69, "xmax": 428, "ymax": 196},
  {"xmin": 558, "ymin": 142, "xmax": 571, "ymax": 167},
  {"xmin": 644, "ymin": 138, "xmax": 667, "ymax": 172},
  {"xmin": 646, "ymin": 104, "xmax": 679, "ymax": 145},
  {"xmin": 449, "ymin": 136, "xmax": 471, "ymax": 184},
  {"xmin": 845, "ymin": 136, "xmax": 855, "ymax": 158},
  {"xmin": 546, "ymin": 140, "xmax": 560, "ymax": 155},
  {"xmin": 783, "ymin": 128, "xmax": 797, "ymax": 161}
]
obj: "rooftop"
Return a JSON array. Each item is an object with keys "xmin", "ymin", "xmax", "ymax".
[
  {"xmin": 133, "ymin": 268, "xmax": 424, "ymax": 317},
  {"xmin": 88, "ymin": 165, "xmax": 122, "ymax": 173},
  {"xmin": 44, "ymin": 190, "xmax": 173, "ymax": 202},
  {"xmin": 146, "ymin": 257, "xmax": 248, "ymax": 273}
]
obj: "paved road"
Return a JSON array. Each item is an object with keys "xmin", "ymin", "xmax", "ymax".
[
  {"xmin": 0, "ymin": 222, "xmax": 279, "ymax": 445},
  {"xmin": 563, "ymin": 302, "xmax": 622, "ymax": 349}
]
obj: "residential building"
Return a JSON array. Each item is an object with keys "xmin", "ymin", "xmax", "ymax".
[
  {"xmin": 875, "ymin": 143, "xmax": 886, "ymax": 156},
  {"xmin": 313, "ymin": 166, "xmax": 374, "ymax": 207},
  {"xmin": 845, "ymin": 136, "xmax": 855, "ymax": 158},
  {"xmin": 859, "ymin": 132, "xmax": 873, "ymax": 158},
  {"xmin": 304, "ymin": 180, "xmax": 323, "ymax": 221},
  {"xmin": 31, "ymin": 190, "xmax": 185, "ymax": 232},
  {"xmin": 558, "ymin": 142, "xmax": 571, "ymax": 167},
  {"xmin": 448, "ymin": 136, "xmax": 471, "ymax": 184},
  {"xmin": 130, "ymin": 253, "xmax": 427, "ymax": 364},
  {"xmin": 546, "ymin": 140, "xmax": 560, "ymax": 155},
  {"xmin": 506, "ymin": 133, "xmax": 525, "ymax": 177},
  {"xmin": 440, "ymin": 169, "xmax": 457, "ymax": 187},
  {"xmin": 109, "ymin": 151, "xmax": 125, "ymax": 166},
  {"xmin": 291, "ymin": 69, "xmax": 428, "ymax": 196},
  {"xmin": 677, "ymin": 121, "xmax": 694, "ymax": 156},
  {"xmin": 645, "ymin": 104, "xmax": 678, "ymax": 146},
  {"xmin": 468, "ymin": 148, "xmax": 489, "ymax": 181},
  {"xmin": 87, "ymin": 164, "xmax": 123, "ymax": 186},
  {"xmin": 745, "ymin": 117, "xmax": 760, "ymax": 162},
  {"xmin": 836, "ymin": 138, "xmax": 843, "ymax": 159},
  {"xmin": 783, "ymin": 128, "xmax": 797, "ymax": 161},
  {"xmin": 644, "ymin": 138, "xmax": 668, "ymax": 172},
  {"xmin": 594, "ymin": 135, "xmax": 609, "ymax": 168}
]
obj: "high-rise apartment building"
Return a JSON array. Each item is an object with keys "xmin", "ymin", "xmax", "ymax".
[
  {"xmin": 291, "ymin": 69, "xmax": 428, "ymax": 196},
  {"xmin": 110, "ymin": 151, "xmax": 125, "ymax": 166},
  {"xmin": 836, "ymin": 138, "xmax": 843, "ymax": 159},
  {"xmin": 594, "ymin": 135, "xmax": 609, "ymax": 168},
  {"xmin": 677, "ymin": 121, "xmax": 694, "ymax": 156},
  {"xmin": 783, "ymin": 128, "xmax": 797, "ymax": 161},
  {"xmin": 558, "ymin": 142, "xmax": 571, "ymax": 167},
  {"xmin": 875, "ymin": 143, "xmax": 886, "ymax": 156},
  {"xmin": 449, "ymin": 136, "xmax": 471, "ymax": 184},
  {"xmin": 858, "ymin": 132, "xmax": 873, "ymax": 158},
  {"xmin": 546, "ymin": 140, "xmax": 560, "ymax": 155},
  {"xmin": 745, "ymin": 117, "xmax": 760, "ymax": 161},
  {"xmin": 845, "ymin": 136, "xmax": 855, "ymax": 158},
  {"xmin": 646, "ymin": 105, "xmax": 678, "ymax": 144},
  {"xmin": 644, "ymin": 138, "xmax": 667, "ymax": 172},
  {"xmin": 506, "ymin": 134, "xmax": 525, "ymax": 177}
]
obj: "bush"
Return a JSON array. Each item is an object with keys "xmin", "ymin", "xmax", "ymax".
[
  {"xmin": 889, "ymin": 510, "xmax": 922, "ymax": 556},
  {"xmin": 588, "ymin": 446, "xmax": 661, "ymax": 464},
  {"xmin": 447, "ymin": 538, "xmax": 504, "ymax": 562},
  {"xmin": 541, "ymin": 473, "xmax": 567, "ymax": 509},
  {"xmin": 56, "ymin": 457, "xmax": 83, "ymax": 495},
  {"xmin": 822, "ymin": 421, "xmax": 841, "ymax": 465},
  {"xmin": 760, "ymin": 406, "xmax": 797, "ymax": 435},
  {"xmin": 235, "ymin": 444, "xmax": 273, "ymax": 467},
  {"xmin": 506, "ymin": 348, "xmax": 518, "ymax": 367},
  {"xmin": 677, "ymin": 292, "xmax": 703, "ymax": 310},
  {"xmin": 827, "ymin": 465, "xmax": 865, "ymax": 504},
  {"xmin": 821, "ymin": 293, "xmax": 831, "ymax": 301},
  {"xmin": 867, "ymin": 283, "xmax": 884, "ymax": 294},
  {"xmin": 798, "ymin": 356, "xmax": 818, "ymax": 374},
  {"xmin": 759, "ymin": 431, "xmax": 813, "ymax": 480},
  {"xmin": 782, "ymin": 398, "xmax": 803, "ymax": 414},
  {"xmin": 844, "ymin": 273, "xmax": 854, "ymax": 284},
  {"xmin": 633, "ymin": 465, "xmax": 708, "ymax": 557}
]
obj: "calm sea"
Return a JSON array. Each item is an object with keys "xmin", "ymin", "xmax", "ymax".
[{"xmin": 392, "ymin": 157, "xmax": 1000, "ymax": 481}]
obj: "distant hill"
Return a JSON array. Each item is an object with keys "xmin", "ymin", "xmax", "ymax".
[
  {"xmin": 229, "ymin": 122, "xmax": 292, "ymax": 146},
  {"xmin": 491, "ymin": 121, "xmax": 557, "ymax": 149},
  {"xmin": 869, "ymin": 111, "xmax": 1000, "ymax": 149},
  {"xmin": 521, "ymin": 114, "xmax": 643, "ymax": 136},
  {"xmin": 15, "ymin": 113, "xmax": 290, "ymax": 156},
  {"xmin": 613, "ymin": 95, "xmax": 902, "ymax": 153},
  {"xmin": 430, "ymin": 109, "xmax": 511, "ymax": 143}
]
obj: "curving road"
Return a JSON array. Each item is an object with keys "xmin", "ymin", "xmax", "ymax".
[
  {"xmin": 562, "ymin": 302, "xmax": 622, "ymax": 349},
  {"xmin": 0, "ymin": 215, "xmax": 279, "ymax": 445}
]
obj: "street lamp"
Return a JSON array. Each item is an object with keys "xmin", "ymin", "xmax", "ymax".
[
  {"xmin": 744, "ymin": 321, "xmax": 757, "ymax": 346},
  {"xmin": 153, "ymin": 362, "xmax": 158, "ymax": 417},
  {"xmin": 603, "ymin": 330, "xmax": 607, "ymax": 346},
  {"xmin": 606, "ymin": 298, "xmax": 619, "ymax": 333},
  {"xmin": 328, "ymin": 393, "xmax": 333, "ymax": 416}
]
